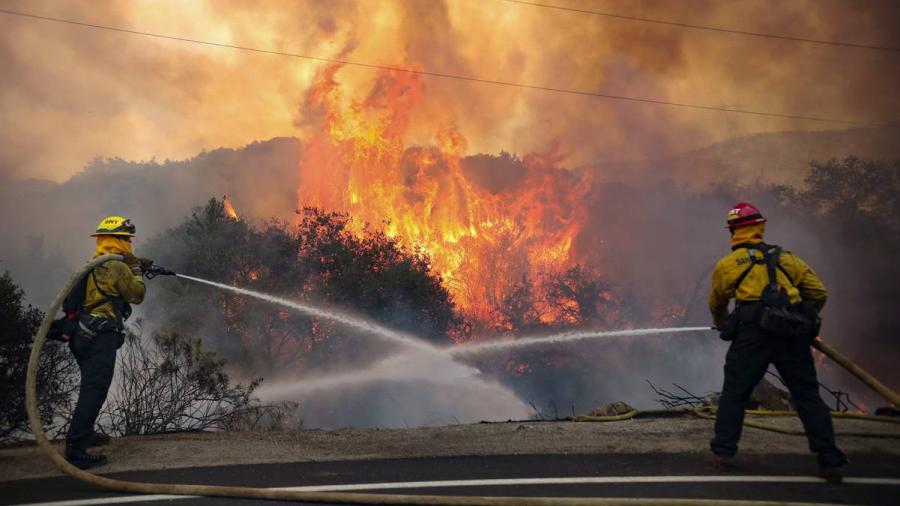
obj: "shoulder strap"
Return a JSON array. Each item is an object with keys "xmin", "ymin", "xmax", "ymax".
[
  {"xmin": 83, "ymin": 270, "xmax": 125, "ymax": 330},
  {"xmin": 765, "ymin": 246, "xmax": 783, "ymax": 290},
  {"xmin": 777, "ymin": 263, "xmax": 795, "ymax": 285},
  {"xmin": 734, "ymin": 245, "xmax": 767, "ymax": 291},
  {"xmin": 82, "ymin": 271, "xmax": 112, "ymax": 312}
]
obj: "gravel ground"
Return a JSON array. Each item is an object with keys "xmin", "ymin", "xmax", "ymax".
[{"xmin": 2, "ymin": 415, "xmax": 898, "ymax": 482}]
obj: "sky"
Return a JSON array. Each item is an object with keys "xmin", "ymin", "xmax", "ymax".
[{"xmin": 1, "ymin": 0, "xmax": 899, "ymax": 182}]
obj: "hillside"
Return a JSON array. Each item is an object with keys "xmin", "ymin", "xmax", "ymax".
[{"xmin": 597, "ymin": 127, "xmax": 900, "ymax": 188}]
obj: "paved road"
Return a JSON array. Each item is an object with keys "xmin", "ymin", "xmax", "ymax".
[{"xmin": 3, "ymin": 453, "xmax": 898, "ymax": 505}]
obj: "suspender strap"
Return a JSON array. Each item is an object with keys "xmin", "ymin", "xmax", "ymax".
[
  {"xmin": 83, "ymin": 270, "xmax": 125, "ymax": 329},
  {"xmin": 734, "ymin": 253, "xmax": 756, "ymax": 290},
  {"xmin": 82, "ymin": 271, "xmax": 112, "ymax": 313},
  {"xmin": 777, "ymin": 264, "xmax": 794, "ymax": 285},
  {"xmin": 733, "ymin": 244, "xmax": 767, "ymax": 292},
  {"xmin": 765, "ymin": 246, "xmax": 783, "ymax": 290}
]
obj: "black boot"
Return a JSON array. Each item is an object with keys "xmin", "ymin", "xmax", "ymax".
[
  {"xmin": 66, "ymin": 449, "xmax": 108, "ymax": 470},
  {"xmin": 712, "ymin": 454, "xmax": 737, "ymax": 472},
  {"xmin": 816, "ymin": 464, "xmax": 844, "ymax": 484},
  {"xmin": 88, "ymin": 432, "xmax": 111, "ymax": 447}
]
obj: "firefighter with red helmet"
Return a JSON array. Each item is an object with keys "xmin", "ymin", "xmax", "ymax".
[{"xmin": 708, "ymin": 203, "xmax": 847, "ymax": 482}]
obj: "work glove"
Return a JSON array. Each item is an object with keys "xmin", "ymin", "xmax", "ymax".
[
  {"xmin": 717, "ymin": 314, "xmax": 739, "ymax": 342},
  {"xmin": 120, "ymin": 252, "xmax": 143, "ymax": 275}
]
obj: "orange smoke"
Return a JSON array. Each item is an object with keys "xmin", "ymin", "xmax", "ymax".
[{"xmin": 297, "ymin": 65, "xmax": 592, "ymax": 319}]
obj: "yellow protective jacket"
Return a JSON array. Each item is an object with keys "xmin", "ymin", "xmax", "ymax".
[
  {"xmin": 87, "ymin": 235, "xmax": 146, "ymax": 322},
  {"xmin": 85, "ymin": 260, "xmax": 145, "ymax": 322},
  {"xmin": 708, "ymin": 224, "xmax": 827, "ymax": 329}
]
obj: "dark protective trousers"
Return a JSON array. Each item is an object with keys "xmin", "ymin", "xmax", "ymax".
[
  {"xmin": 710, "ymin": 324, "xmax": 847, "ymax": 467},
  {"xmin": 66, "ymin": 331, "xmax": 119, "ymax": 453}
]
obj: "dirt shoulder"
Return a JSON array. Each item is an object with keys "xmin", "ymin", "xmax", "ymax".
[{"xmin": 2, "ymin": 416, "xmax": 898, "ymax": 482}]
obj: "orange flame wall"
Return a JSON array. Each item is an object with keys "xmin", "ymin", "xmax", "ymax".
[{"xmin": 298, "ymin": 65, "xmax": 592, "ymax": 318}]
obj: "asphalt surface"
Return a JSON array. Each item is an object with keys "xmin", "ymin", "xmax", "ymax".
[{"xmin": 3, "ymin": 453, "xmax": 898, "ymax": 505}]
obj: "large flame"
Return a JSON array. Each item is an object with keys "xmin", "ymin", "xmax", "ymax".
[
  {"xmin": 223, "ymin": 194, "xmax": 239, "ymax": 220},
  {"xmin": 297, "ymin": 65, "xmax": 592, "ymax": 320}
]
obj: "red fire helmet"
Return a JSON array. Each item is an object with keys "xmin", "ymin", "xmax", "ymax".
[{"xmin": 726, "ymin": 202, "xmax": 767, "ymax": 229}]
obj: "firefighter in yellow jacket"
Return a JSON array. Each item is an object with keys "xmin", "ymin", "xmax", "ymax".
[
  {"xmin": 65, "ymin": 216, "xmax": 146, "ymax": 469},
  {"xmin": 708, "ymin": 203, "xmax": 846, "ymax": 482}
]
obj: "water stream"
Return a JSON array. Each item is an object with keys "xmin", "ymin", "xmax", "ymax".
[
  {"xmin": 177, "ymin": 274, "xmax": 714, "ymax": 422},
  {"xmin": 449, "ymin": 326, "xmax": 713, "ymax": 356},
  {"xmin": 176, "ymin": 274, "xmax": 441, "ymax": 355}
]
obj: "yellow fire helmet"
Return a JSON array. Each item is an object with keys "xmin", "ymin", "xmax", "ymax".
[{"xmin": 91, "ymin": 216, "xmax": 137, "ymax": 237}]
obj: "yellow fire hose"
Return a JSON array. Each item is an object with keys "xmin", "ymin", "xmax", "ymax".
[
  {"xmin": 811, "ymin": 339, "xmax": 900, "ymax": 407},
  {"xmin": 24, "ymin": 255, "xmax": 895, "ymax": 506}
]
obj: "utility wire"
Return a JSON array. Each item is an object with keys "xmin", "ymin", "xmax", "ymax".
[
  {"xmin": 501, "ymin": 0, "xmax": 900, "ymax": 53},
  {"xmin": 1, "ymin": 7, "xmax": 897, "ymax": 129}
]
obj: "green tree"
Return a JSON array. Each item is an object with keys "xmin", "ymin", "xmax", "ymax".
[
  {"xmin": 772, "ymin": 157, "xmax": 900, "ymax": 389},
  {"xmin": 142, "ymin": 199, "xmax": 462, "ymax": 376},
  {"xmin": 778, "ymin": 157, "xmax": 900, "ymax": 232}
]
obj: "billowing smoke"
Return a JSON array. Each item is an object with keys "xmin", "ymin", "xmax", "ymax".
[
  {"xmin": 0, "ymin": 138, "xmax": 301, "ymax": 307},
  {"xmin": 2, "ymin": 0, "xmax": 899, "ymax": 182},
  {"xmin": 256, "ymin": 350, "xmax": 532, "ymax": 427}
]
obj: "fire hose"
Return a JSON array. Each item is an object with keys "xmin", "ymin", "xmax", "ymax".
[
  {"xmin": 26, "ymin": 255, "xmax": 898, "ymax": 506},
  {"xmin": 811, "ymin": 339, "xmax": 900, "ymax": 407}
]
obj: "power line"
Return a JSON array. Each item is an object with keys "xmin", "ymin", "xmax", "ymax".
[
  {"xmin": 501, "ymin": 0, "xmax": 900, "ymax": 53},
  {"xmin": 0, "ymin": 7, "xmax": 897, "ymax": 129}
]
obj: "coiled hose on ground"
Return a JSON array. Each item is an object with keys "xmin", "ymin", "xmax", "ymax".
[{"xmin": 26, "ymin": 256, "xmax": 898, "ymax": 506}]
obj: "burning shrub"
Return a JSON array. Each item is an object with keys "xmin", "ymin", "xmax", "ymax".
[
  {"xmin": 497, "ymin": 266, "xmax": 619, "ymax": 331},
  {"xmin": 296, "ymin": 66, "xmax": 593, "ymax": 320},
  {"xmin": 462, "ymin": 266, "xmax": 631, "ymax": 410}
]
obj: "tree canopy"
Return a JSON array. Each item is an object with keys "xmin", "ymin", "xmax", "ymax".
[{"xmin": 142, "ymin": 199, "xmax": 462, "ymax": 376}]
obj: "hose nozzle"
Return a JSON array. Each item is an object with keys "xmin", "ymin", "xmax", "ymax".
[{"xmin": 144, "ymin": 264, "xmax": 176, "ymax": 279}]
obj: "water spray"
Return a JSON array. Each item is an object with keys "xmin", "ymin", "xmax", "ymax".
[
  {"xmin": 260, "ymin": 326, "xmax": 714, "ymax": 397},
  {"xmin": 173, "ymin": 273, "xmax": 714, "ymax": 357},
  {"xmin": 173, "ymin": 273, "xmax": 716, "ymax": 401},
  {"xmin": 168, "ymin": 272, "xmax": 900, "ymax": 409},
  {"xmin": 175, "ymin": 274, "xmax": 441, "ymax": 354},
  {"xmin": 449, "ymin": 326, "xmax": 714, "ymax": 356},
  {"xmin": 25, "ymin": 255, "xmax": 900, "ymax": 504}
]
